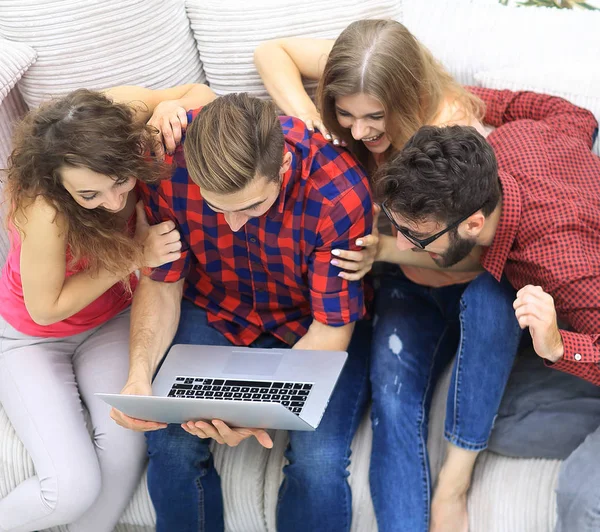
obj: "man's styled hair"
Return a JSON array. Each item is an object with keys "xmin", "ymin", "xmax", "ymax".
[
  {"xmin": 184, "ymin": 93, "xmax": 285, "ymax": 194},
  {"xmin": 373, "ymin": 125, "xmax": 501, "ymax": 224}
]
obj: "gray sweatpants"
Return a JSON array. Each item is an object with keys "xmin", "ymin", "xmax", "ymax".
[
  {"xmin": 488, "ymin": 348, "xmax": 600, "ymax": 532},
  {"xmin": 0, "ymin": 310, "xmax": 146, "ymax": 532}
]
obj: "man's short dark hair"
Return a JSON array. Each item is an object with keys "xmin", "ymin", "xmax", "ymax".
[{"xmin": 373, "ymin": 125, "xmax": 501, "ymax": 224}]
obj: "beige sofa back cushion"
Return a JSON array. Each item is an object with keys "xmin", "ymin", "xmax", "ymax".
[
  {"xmin": 0, "ymin": 0, "xmax": 205, "ymax": 108},
  {"xmin": 0, "ymin": 39, "xmax": 36, "ymax": 104},
  {"xmin": 186, "ymin": 0, "xmax": 403, "ymax": 99}
]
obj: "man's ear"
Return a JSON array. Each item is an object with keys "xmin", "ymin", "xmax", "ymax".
[
  {"xmin": 279, "ymin": 151, "xmax": 292, "ymax": 176},
  {"xmin": 461, "ymin": 211, "xmax": 486, "ymax": 239}
]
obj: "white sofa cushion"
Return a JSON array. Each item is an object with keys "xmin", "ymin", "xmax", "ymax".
[
  {"xmin": 475, "ymin": 66, "xmax": 600, "ymax": 156},
  {"xmin": 185, "ymin": 0, "xmax": 403, "ymax": 99},
  {"xmin": 0, "ymin": 38, "xmax": 36, "ymax": 104},
  {"xmin": 402, "ymin": 0, "xmax": 600, "ymax": 87},
  {"xmin": 0, "ymin": 0, "xmax": 205, "ymax": 109},
  {"xmin": 0, "ymin": 89, "xmax": 28, "ymax": 266}
]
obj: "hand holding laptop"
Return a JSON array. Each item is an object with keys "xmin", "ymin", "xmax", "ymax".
[
  {"xmin": 99, "ymin": 344, "xmax": 348, "ymax": 432},
  {"xmin": 182, "ymin": 419, "xmax": 274, "ymax": 449},
  {"xmin": 109, "ymin": 374, "xmax": 274, "ymax": 447},
  {"xmin": 110, "ymin": 379, "xmax": 168, "ymax": 432}
]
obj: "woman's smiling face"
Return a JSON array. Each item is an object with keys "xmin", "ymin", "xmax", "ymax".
[{"xmin": 335, "ymin": 93, "xmax": 391, "ymax": 154}]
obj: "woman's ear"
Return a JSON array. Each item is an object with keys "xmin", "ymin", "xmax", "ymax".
[{"xmin": 279, "ymin": 151, "xmax": 292, "ymax": 176}]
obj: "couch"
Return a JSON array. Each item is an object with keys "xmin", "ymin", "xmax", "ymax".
[{"xmin": 1, "ymin": 1, "xmax": 598, "ymax": 530}]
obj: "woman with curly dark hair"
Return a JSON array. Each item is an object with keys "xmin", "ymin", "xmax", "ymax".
[{"xmin": 0, "ymin": 83, "xmax": 214, "ymax": 532}]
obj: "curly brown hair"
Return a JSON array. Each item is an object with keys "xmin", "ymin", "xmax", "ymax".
[{"xmin": 3, "ymin": 89, "xmax": 165, "ymax": 278}]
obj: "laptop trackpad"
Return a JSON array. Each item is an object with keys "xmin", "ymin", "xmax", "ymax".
[{"xmin": 224, "ymin": 351, "xmax": 283, "ymax": 376}]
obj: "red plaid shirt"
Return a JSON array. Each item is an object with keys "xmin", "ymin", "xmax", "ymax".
[
  {"xmin": 471, "ymin": 87, "xmax": 600, "ymax": 385},
  {"xmin": 138, "ymin": 110, "xmax": 372, "ymax": 346}
]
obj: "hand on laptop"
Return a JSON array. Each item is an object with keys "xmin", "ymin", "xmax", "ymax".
[
  {"xmin": 110, "ymin": 380, "xmax": 168, "ymax": 432},
  {"xmin": 182, "ymin": 419, "xmax": 274, "ymax": 449}
]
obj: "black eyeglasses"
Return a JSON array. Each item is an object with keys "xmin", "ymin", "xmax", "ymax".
[{"xmin": 380, "ymin": 202, "xmax": 482, "ymax": 250}]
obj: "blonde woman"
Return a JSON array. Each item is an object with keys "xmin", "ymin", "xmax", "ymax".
[{"xmin": 256, "ymin": 20, "xmax": 522, "ymax": 532}]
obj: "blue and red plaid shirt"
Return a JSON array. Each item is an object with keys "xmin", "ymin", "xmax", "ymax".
[{"xmin": 138, "ymin": 110, "xmax": 373, "ymax": 346}]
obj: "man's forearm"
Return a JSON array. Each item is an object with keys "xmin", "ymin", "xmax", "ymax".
[
  {"xmin": 293, "ymin": 320, "xmax": 355, "ymax": 352},
  {"xmin": 128, "ymin": 276, "xmax": 184, "ymax": 384}
]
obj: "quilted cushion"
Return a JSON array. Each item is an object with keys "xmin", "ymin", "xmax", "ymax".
[{"xmin": 0, "ymin": 0, "xmax": 205, "ymax": 109}]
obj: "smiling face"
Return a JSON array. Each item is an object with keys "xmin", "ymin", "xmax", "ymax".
[
  {"xmin": 335, "ymin": 93, "xmax": 391, "ymax": 154},
  {"xmin": 60, "ymin": 166, "xmax": 136, "ymax": 213}
]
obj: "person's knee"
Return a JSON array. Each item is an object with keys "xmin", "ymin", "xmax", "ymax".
[
  {"xmin": 461, "ymin": 272, "xmax": 517, "ymax": 318},
  {"xmin": 40, "ymin": 458, "xmax": 102, "ymax": 524},
  {"xmin": 285, "ymin": 436, "xmax": 350, "ymax": 484},
  {"xmin": 146, "ymin": 424, "xmax": 211, "ymax": 471}
]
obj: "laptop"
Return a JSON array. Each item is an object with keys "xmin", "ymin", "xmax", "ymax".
[{"xmin": 97, "ymin": 344, "xmax": 347, "ymax": 431}]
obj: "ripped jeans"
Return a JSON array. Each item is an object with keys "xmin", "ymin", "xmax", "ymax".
[{"xmin": 368, "ymin": 268, "xmax": 522, "ymax": 532}]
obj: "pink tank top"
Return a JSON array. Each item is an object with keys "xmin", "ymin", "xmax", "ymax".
[{"xmin": 0, "ymin": 226, "xmax": 136, "ymax": 337}]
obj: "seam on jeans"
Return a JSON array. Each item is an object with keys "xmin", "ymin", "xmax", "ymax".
[
  {"xmin": 420, "ymin": 325, "xmax": 451, "ymax": 530},
  {"xmin": 447, "ymin": 303, "xmax": 467, "ymax": 438},
  {"xmin": 444, "ymin": 431, "xmax": 488, "ymax": 451},
  {"xmin": 195, "ymin": 476, "xmax": 205, "ymax": 532}
]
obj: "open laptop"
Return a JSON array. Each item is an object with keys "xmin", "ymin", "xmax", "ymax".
[{"xmin": 97, "ymin": 344, "xmax": 347, "ymax": 431}]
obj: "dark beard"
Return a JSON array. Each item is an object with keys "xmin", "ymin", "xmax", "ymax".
[{"xmin": 432, "ymin": 228, "xmax": 476, "ymax": 268}]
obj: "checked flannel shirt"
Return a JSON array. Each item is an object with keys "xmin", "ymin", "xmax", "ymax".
[
  {"xmin": 471, "ymin": 87, "xmax": 600, "ymax": 385},
  {"xmin": 138, "ymin": 110, "xmax": 373, "ymax": 347}
]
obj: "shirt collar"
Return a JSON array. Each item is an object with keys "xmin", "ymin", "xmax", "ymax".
[
  {"xmin": 272, "ymin": 142, "xmax": 299, "ymax": 216},
  {"xmin": 480, "ymin": 170, "xmax": 522, "ymax": 281}
]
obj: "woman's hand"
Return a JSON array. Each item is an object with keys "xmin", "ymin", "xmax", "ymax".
[
  {"xmin": 134, "ymin": 201, "xmax": 182, "ymax": 268},
  {"xmin": 147, "ymin": 100, "xmax": 188, "ymax": 159},
  {"xmin": 299, "ymin": 110, "xmax": 346, "ymax": 147},
  {"xmin": 331, "ymin": 205, "xmax": 381, "ymax": 281}
]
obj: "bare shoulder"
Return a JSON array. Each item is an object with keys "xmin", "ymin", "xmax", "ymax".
[
  {"xmin": 17, "ymin": 195, "xmax": 67, "ymax": 240},
  {"xmin": 432, "ymin": 97, "xmax": 488, "ymax": 137}
]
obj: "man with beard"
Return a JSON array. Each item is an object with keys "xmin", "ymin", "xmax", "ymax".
[{"xmin": 373, "ymin": 87, "xmax": 600, "ymax": 531}]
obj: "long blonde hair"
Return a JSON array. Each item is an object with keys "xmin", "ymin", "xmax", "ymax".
[{"xmin": 317, "ymin": 19, "xmax": 484, "ymax": 168}]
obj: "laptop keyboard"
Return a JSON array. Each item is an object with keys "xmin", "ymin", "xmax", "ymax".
[{"xmin": 167, "ymin": 377, "xmax": 313, "ymax": 415}]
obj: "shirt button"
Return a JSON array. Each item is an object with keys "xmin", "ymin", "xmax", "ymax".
[
  {"xmin": 574, "ymin": 353, "xmax": 582, "ymax": 361},
  {"xmin": 249, "ymin": 237, "xmax": 257, "ymax": 243}
]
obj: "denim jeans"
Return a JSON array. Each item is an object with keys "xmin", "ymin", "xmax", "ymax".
[
  {"xmin": 146, "ymin": 299, "xmax": 371, "ymax": 532},
  {"xmin": 369, "ymin": 268, "xmax": 522, "ymax": 532}
]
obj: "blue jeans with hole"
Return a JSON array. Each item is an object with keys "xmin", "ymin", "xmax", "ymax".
[
  {"xmin": 368, "ymin": 268, "xmax": 522, "ymax": 532},
  {"xmin": 146, "ymin": 299, "xmax": 371, "ymax": 532}
]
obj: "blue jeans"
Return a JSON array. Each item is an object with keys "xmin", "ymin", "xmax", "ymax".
[
  {"xmin": 146, "ymin": 299, "xmax": 371, "ymax": 532},
  {"xmin": 369, "ymin": 269, "xmax": 522, "ymax": 532}
]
